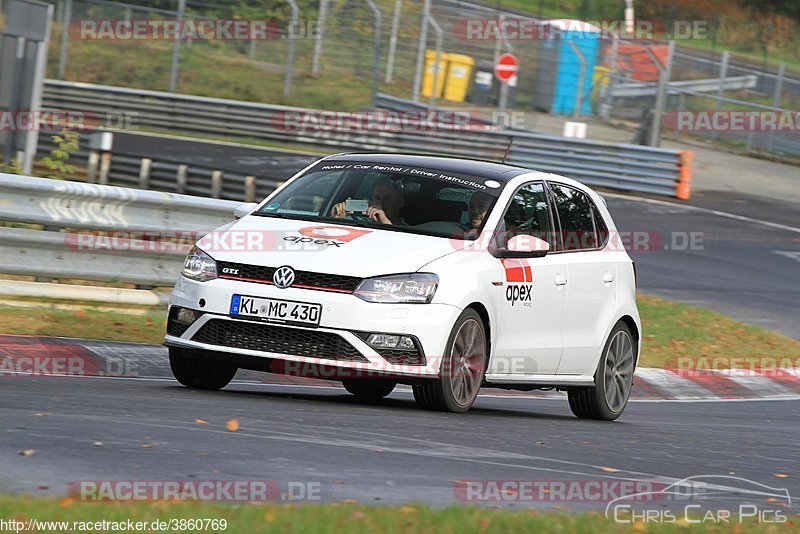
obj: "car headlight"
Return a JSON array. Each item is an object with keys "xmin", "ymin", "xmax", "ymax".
[
  {"xmin": 354, "ymin": 273, "xmax": 438, "ymax": 304},
  {"xmin": 182, "ymin": 246, "xmax": 217, "ymax": 282}
]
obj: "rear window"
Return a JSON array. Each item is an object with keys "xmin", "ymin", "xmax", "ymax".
[{"xmin": 550, "ymin": 183, "xmax": 602, "ymax": 250}]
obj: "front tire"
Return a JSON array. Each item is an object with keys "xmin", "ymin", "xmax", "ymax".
[
  {"xmin": 342, "ymin": 379, "xmax": 396, "ymax": 400},
  {"xmin": 413, "ymin": 309, "xmax": 487, "ymax": 413},
  {"xmin": 568, "ymin": 322, "xmax": 636, "ymax": 421},
  {"xmin": 169, "ymin": 347, "xmax": 238, "ymax": 390}
]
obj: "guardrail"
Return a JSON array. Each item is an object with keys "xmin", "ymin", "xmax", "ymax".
[
  {"xmin": 0, "ymin": 173, "xmax": 238, "ymax": 286},
  {"xmin": 36, "ymin": 131, "xmax": 318, "ymax": 202},
  {"xmin": 609, "ymin": 75, "xmax": 758, "ymax": 98},
  {"xmin": 42, "ymin": 80, "xmax": 692, "ymax": 199}
]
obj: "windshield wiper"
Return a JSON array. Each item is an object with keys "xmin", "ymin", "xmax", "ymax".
[
  {"xmin": 251, "ymin": 211, "xmax": 288, "ymax": 218},
  {"xmin": 251, "ymin": 212, "xmax": 319, "ymax": 221},
  {"xmin": 251, "ymin": 211, "xmax": 385, "ymax": 228}
]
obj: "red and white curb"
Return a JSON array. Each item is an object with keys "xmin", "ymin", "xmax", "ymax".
[
  {"xmin": 1, "ymin": 334, "xmax": 799, "ymax": 401},
  {"xmin": 630, "ymin": 367, "xmax": 800, "ymax": 400}
]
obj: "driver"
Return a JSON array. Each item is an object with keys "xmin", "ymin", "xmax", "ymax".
[
  {"xmin": 331, "ymin": 177, "xmax": 405, "ymax": 225},
  {"xmin": 465, "ymin": 191, "xmax": 493, "ymax": 231}
]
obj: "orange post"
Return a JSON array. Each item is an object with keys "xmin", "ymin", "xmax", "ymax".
[{"xmin": 676, "ymin": 150, "xmax": 693, "ymax": 200}]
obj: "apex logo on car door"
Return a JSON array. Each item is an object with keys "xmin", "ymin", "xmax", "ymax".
[
  {"xmin": 502, "ymin": 258, "xmax": 532, "ymax": 307},
  {"xmin": 489, "ymin": 182, "xmax": 567, "ymax": 376},
  {"xmin": 548, "ymin": 183, "xmax": 617, "ymax": 375}
]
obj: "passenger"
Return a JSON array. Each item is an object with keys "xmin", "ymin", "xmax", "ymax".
[
  {"xmin": 465, "ymin": 191, "xmax": 494, "ymax": 230},
  {"xmin": 331, "ymin": 177, "xmax": 405, "ymax": 225}
]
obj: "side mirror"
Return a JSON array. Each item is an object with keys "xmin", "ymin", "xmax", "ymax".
[
  {"xmin": 498, "ymin": 235, "xmax": 550, "ymax": 258},
  {"xmin": 233, "ymin": 202, "xmax": 259, "ymax": 219}
]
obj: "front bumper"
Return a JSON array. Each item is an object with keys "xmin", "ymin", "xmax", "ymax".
[{"xmin": 164, "ymin": 276, "xmax": 462, "ymax": 378}]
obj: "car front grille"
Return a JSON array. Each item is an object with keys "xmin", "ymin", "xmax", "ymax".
[
  {"xmin": 191, "ymin": 319, "xmax": 368, "ymax": 362},
  {"xmin": 217, "ymin": 261, "xmax": 362, "ymax": 293}
]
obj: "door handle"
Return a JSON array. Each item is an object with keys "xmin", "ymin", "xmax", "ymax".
[
  {"xmin": 554, "ymin": 274, "xmax": 568, "ymax": 286},
  {"xmin": 603, "ymin": 272, "xmax": 614, "ymax": 284}
]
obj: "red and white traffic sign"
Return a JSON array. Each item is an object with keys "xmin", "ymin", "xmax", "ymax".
[{"xmin": 494, "ymin": 53, "xmax": 518, "ymax": 82}]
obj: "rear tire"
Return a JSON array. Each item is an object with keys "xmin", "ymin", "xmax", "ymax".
[
  {"xmin": 169, "ymin": 347, "xmax": 237, "ymax": 390},
  {"xmin": 342, "ymin": 379, "xmax": 396, "ymax": 399},
  {"xmin": 413, "ymin": 309, "xmax": 487, "ymax": 413},
  {"xmin": 568, "ymin": 322, "xmax": 636, "ymax": 421}
]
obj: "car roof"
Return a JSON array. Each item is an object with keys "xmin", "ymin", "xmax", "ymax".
[{"xmin": 324, "ymin": 153, "xmax": 531, "ymax": 182}]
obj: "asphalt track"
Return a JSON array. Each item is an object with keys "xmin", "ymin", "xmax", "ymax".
[
  {"xmin": 2, "ymin": 375, "xmax": 799, "ymax": 509},
  {"xmin": 111, "ymin": 132, "xmax": 317, "ymax": 180},
  {"xmin": 606, "ymin": 194, "xmax": 800, "ymax": 341}
]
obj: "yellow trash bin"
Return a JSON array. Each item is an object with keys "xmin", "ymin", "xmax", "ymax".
[
  {"xmin": 593, "ymin": 65, "xmax": 610, "ymax": 99},
  {"xmin": 422, "ymin": 49, "xmax": 448, "ymax": 99},
  {"xmin": 443, "ymin": 53, "xmax": 475, "ymax": 103}
]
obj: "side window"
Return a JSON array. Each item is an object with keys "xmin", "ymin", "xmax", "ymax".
[
  {"xmin": 592, "ymin": 202, "xmax": 610, "ymax": 248},
  {"xmin": 550, "ymin": 184, "xmax": 598, "ymax": 250},
  {"xmin": 500, "ymin": 182, "xmax": 554, "ymax": 246}
]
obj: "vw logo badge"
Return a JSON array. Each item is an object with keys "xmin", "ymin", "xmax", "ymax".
[{"xmin": 273, "ymin": 266, "xmax": 295, "ymax": 289}]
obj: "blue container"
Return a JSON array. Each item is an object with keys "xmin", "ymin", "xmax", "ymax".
[{"xmin": 533, "ymin": 20, "xmax": 600, "ymax": 116}]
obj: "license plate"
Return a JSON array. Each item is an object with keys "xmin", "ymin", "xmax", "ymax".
[{"xmin": 230, "ymin": 295, "xmax": 322, "ymax": 327}]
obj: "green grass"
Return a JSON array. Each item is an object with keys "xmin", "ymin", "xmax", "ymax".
[
  {"xmin": 637, "ymin": 294, "xmax": 800, "ymax": 368},
  {"xmin": 675, "ymin": 36, "xmax": 800, "ymax": 73},
  {"xmin": 0, "ymin": 304, "xmax": 166, "ymax": 344},
  {"xmin": 139, "ymin": 128, "xmax": 329, "ymax": 155},
  {"xmin": 1, "ymin": 497, "xmax": 796, "ymax": 533},
  {"xmin": 1, "ymin": 294, "xmax": 799, "ymax": 370},
  {"xmin": 49, "ymin": 37, "xmax": 377, "ymax": 110}
]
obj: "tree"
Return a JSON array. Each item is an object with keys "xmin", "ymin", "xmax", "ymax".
[{"xmin": 739, "ymin": 0, "xmax": 800, "ymax": 20}]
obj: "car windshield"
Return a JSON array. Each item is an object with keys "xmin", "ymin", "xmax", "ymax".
[{"xmin": 253, "ymin": 161, "xmax": 504, "ymax": 240}]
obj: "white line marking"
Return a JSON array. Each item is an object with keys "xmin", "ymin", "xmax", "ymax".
[
  {"xmin": 604, "ymin": 192, "xmax": 800, "ymax": 234},
  {"xmin": 774, "ymin": 250, "xmax": 800, "ymax": 263}
]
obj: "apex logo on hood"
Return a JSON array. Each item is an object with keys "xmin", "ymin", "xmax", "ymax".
[{"xmin": 283, "ymin": 226, "xmax": 372, "ymax": 248}]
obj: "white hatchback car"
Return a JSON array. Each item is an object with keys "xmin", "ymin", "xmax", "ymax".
[{"xmin": 165, "ymin": 154, "xmax": 641, "ymax": 419}]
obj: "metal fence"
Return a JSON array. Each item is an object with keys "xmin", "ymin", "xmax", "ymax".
[
  {"xmin": 22, "ymin": 0, "xmax": 799, "ymax": 158},
  {"xmin": 0, "ymin": 172, "xmax": 238, "ymax": 285},
  {"xmin": 40, "ymin": 80, "xmax": 692, "ymax": 198},
  {"xmin": 606, "ymin": 47, "xmax": 800, "ymax": 157}
]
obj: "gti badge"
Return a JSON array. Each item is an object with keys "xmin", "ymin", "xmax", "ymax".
[{"xmin": 273, "ymin": 266, "xmax": 296, "ymax": 289}]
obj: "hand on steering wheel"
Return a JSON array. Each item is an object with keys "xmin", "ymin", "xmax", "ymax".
[{"xmin": 348, "ymin": 212, "xmax": 373, "ymax": 222}]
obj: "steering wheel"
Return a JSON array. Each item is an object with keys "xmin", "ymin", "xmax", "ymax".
[{"xmin": 348, "ymin": 212, "xmax": 374, "ymax": 222}]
